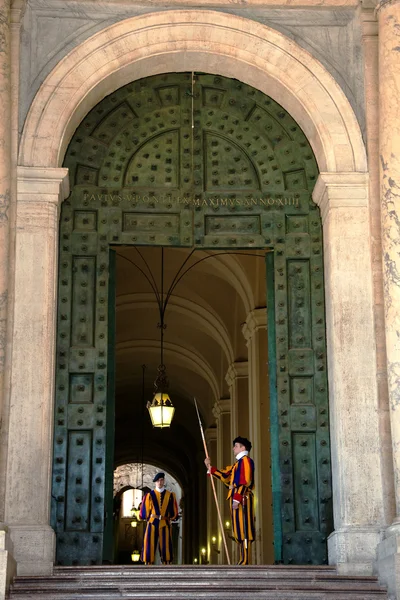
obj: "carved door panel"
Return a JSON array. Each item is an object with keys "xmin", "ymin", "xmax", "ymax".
[
  {"xmin": 103, "ymin": 249, "xmax": 116, "ymax": 563},
  {"xmin": 52, "ymin": 76, "xmax": 195, "ymax": 565},
  {"xmin": 53, "ymin": 72, "xmax": 332, "ymax": 565},
  {"xmin": 274, "ymin": 213, "xmax": 332, "ymax": 565},
  {"xmin": 189, "ymin": 75, "xmax": 332, "ymax": 564}
]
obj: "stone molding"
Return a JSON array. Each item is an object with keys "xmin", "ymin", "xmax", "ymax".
[
  {"xmin": 361, "ymin": 8, "xmax": 379, "ymax": 36},
  {"xmin": 16, "ymin": 167, "xmax": 69, "ymax": 232},
  {"xmin": 17, "ymin": 166, "xmax": 69, "ymax": 199},
  {"xmin": 10, "ymin": 0, "xmax": 26, "ymax": 26},
  {"xmin": 18, "ymin": 10, "xmax": 366, "ymax": 174},
  {"xmin": 205, "ymin": 427, "xmax": 217, "ymax": 444},
  {"xmin": 212, "ymin": 399, "xmax": 231, "ymax": 420},
  {"xmin": 29, "ymin": 0, "xmax": 360, "ymax": 6},
  {"xmin": 225, "ymin": 361, "xmax": 249, "ymax": 387},
  {"xmin": 312, "ymin": 172, "xmax": 369, "ymax": 224},
  {"xmin": 242, "ymin": 309, "xmax": 267, "ymax": 344}
]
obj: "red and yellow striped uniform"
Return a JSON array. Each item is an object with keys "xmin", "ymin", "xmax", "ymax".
[
  {"xmin": 139, "ymin": 489, "xmax": 178, "ymax": 565},
  {"xmin": 210, "ymin": 454, "xmax": 255, "ymax": 565}
]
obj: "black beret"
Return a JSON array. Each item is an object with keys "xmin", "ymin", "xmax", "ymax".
[
  {"xmin": 153, "ymin": 472, "xmax": 165, "ymax": 482},
  {"xmin": 233, "ymin": 436, "xmax": 252, "ymax": 452}
]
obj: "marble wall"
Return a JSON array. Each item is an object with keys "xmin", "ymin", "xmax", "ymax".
[{"xmin": 19, "ymin": 0, "xmax": 365, "ymax": 135}]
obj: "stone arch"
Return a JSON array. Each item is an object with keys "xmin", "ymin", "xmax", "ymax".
[
  {"xmin": 19, "ymin": 10, "xmax": 366, "ymax": 175},
  {"xmin": 8, "ymin": 8, "xmax": 385, "ymax": 577}
]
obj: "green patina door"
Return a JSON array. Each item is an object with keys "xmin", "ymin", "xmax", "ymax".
[{"xmin": 52, "ymin": 73, "xmax": 332, "ymax": 566}]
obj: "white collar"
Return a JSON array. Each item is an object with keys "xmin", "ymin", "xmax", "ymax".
[
  {"xmin": 155, "ymin": 487, "xmax": 165, "ymax": 493},
  {"xmin": 235, "ymin": 450, "xmax": 249, "ymax": 461}
]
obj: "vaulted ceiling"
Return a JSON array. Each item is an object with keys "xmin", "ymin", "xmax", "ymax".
[{"xmin": 114, "ymin": 246, "xmax": 267, "ymax": 487}]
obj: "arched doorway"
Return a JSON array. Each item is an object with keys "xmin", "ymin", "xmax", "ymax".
[
  {"xmin": 11, "ymin": 10, "xmax": 383, "ymax": 578},
  {"xmin": 51, "ymin": 72, "xmax": 331, "ymax": 566},
  {"xmin": 113, "ymin": 464, "xmax": 183, "ymax": 565}
]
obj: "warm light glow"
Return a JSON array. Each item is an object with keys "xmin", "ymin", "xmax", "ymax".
[
  {"xmin": 212, "ymin": 536, "xmax": 217, "ymax": 544},
  {"xmin": 122, "ymin": 488, "xmax": 143, "ymax": 518},
  {"xmin": 201, "ymin": 548, "xmax": 206, "ymax": 555},
  {"xmin": 130, "ymin": 520, "xmax": 138, "ymax": 528},
  {"xmin": 193, "ymin": 558, "xmax": 198, "ymax": 564},
  {"xmin": 131, "ymin": 551, "xmax": 140, "ymax": 563},
  {"xmin": 130, "ymin": 508, "xmax": 140, "ymax": 519},
  {"xmin": 225, "ymin": 520, "xmax": 230, "ymax": 529},
  {"xmin": 148, "ymin": 393, "xmax": 175, "ymax": 428}
]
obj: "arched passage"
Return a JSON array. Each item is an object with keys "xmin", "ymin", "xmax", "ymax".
[{"xmin": 7, "ymin": 10, "xmax": 386, "ymax": 578}]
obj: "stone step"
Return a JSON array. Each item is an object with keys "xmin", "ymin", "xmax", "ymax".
[
  {"xmin": 8, "ymin": 566, "xmax": 387, "ymax": 600},
  {"xmin": 8, "ymin": 591, "xmax": 388, "ymax": 600},
  {"xmin": 10, "ymin": 576, "xmax": 385, "ymax": 592}
]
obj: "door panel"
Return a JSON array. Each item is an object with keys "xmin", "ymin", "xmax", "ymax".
[{"xmin": 103, "ymin": 249, "xmax": 116, "ymax": 563}]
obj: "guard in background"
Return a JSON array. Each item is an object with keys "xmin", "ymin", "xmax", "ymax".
[
  {"xmin": 204, "ymin": 436, "xmax": 255, "ymax": 565},
  {"xmin": 139, "ymin": 472, "xmax": 179, "ymax": 565}
]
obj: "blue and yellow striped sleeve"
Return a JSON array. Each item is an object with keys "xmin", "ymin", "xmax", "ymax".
[
  {"xmin": 139, "ymin": 493, "xmax": 152, "ymax": 521},
  {"xmin": 209, "ymin": 465, "xmax": 233, "ymax": 488}
]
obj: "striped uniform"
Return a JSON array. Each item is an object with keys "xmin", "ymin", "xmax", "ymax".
[
  {"xmin": 210, "ymin": 454, "xmax": 255, "ymax": 565},
  {"xmin": 139, "ymin": 489, "xmax": 178, "ymax": 565}
]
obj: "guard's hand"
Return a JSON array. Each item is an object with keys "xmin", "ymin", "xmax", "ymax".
[
  {"xmin": 204, "ymin": 457, "xmax": 211, "ymax": 469},
  {"xmin": 232, "ymin": 501, "xmax": 239, "ymax": 510}
]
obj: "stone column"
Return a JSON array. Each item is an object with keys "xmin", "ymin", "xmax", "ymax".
[
  {"xmin": 362, "ymin": 6, "xmax": 395, "ymax": 529},
  {"xmin": 225, "ymin": 361, "xmax": 249, "ymax": 442},
  {"xmin": 4, "ymin": 166, "xmax": 69, "ymax": 576},
  {"xmin": 0, "ymin": 0, "xmax": 11, "ymax": 522},
  {"xmin": 0, "ymin": 2, "xmax": 22, "ymax": 595},
  {"xmin": 212, "ymin": 399, "xmax": 232, "ymax": 564},
  {"xmin": 242, "ymin": 308, "xmax": 273, "ymax": 565},
  {"xmin": 313, "ymin": 173, "xmax": 386, "ymax": 574},
  {"xmin": 376, "ymin": 0, "xmax": 400, "ymax": 595}
]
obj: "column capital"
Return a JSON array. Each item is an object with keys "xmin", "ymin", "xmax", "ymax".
[
  {"xmin": 361, "ymin": 8, "xmax": 378, "ymax": 36},
  {"xmin": 212, "ymin": 399, "xmax": 231, "ymax": 420},
  {"xmin": 225, "ymin": 361, "xmax": 248, "ymax": 387},
  {"xmin": 11, "ymin": 0, "xmax": 26, "ymax": 27},
  {"xmin": 17, "ymin": 167, "xmax": 70, "ymax": 231},
  {"xmin": 312, "ymin": 172, "xmax": 369, "ymax": 224},
  {"xmin": 242, "ymin": 308, "xmax": 267, "ymax": 343},
  {"xmin": 17, "ymin": 166, "xmax": 70, "ymax": 199}
]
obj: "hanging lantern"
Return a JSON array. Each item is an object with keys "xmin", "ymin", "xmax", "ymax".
[
  {"xmin": 147, "ymin": 392, "xmax": 175, "ymax": 428},
  {"xmin": 130, "ymin": 513, "xmax": 138, "ymax": 528},
  {"xmin": 131, "ymin": 550, "xmax": 140, "ymax": 563},
  {"xmin": 130, "ymin": 507, "xmax": 140, "ymax": 520},
  {"xmin": 147, "ymin": 364, "xmax": 175, "ymax": 428}
]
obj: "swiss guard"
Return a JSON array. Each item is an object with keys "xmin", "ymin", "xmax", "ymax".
[
  {"xmin": 139, "ymin": 472, "xmax": 179, "ymax": 565},
  {"xmin": 204, "ymin": 436, "xmax": 255, "ymax": 565}
]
